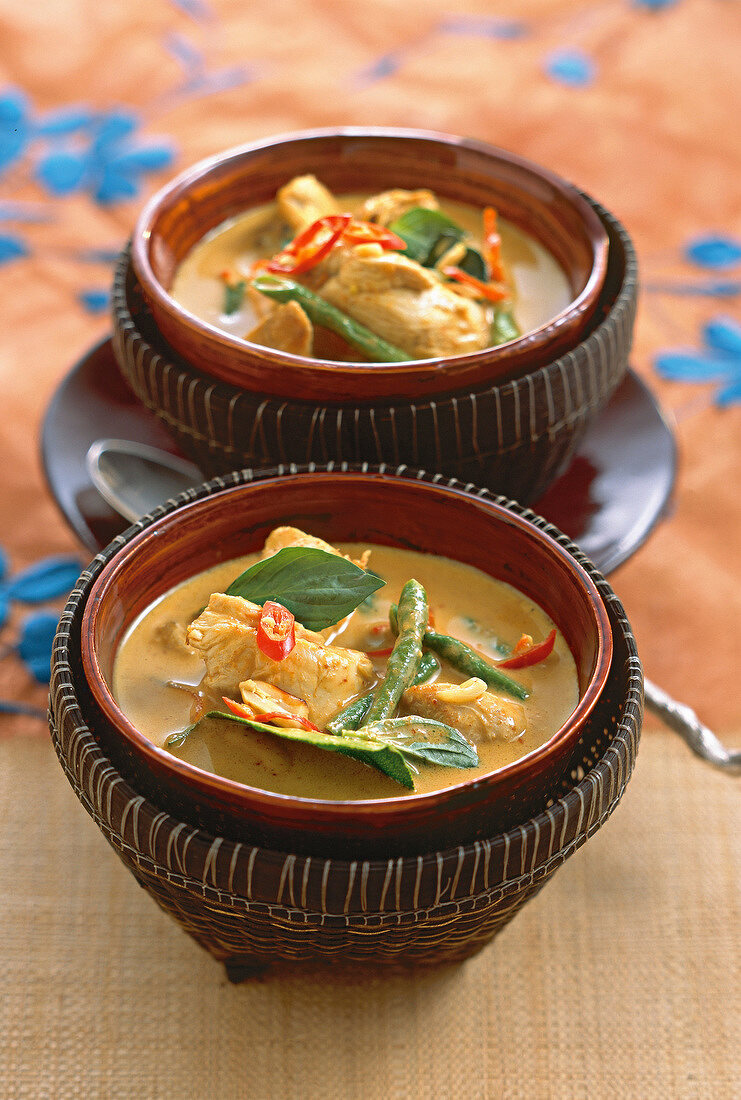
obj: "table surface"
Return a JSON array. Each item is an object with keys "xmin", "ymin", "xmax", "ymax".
[{"xmin": 1, "ymin": 2, "xmax": 739, "ymax": 1097}]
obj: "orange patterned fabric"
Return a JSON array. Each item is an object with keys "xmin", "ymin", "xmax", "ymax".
[{"xmin": 1, "ymin": 2, "xmax": 739, "ymax": 1095}]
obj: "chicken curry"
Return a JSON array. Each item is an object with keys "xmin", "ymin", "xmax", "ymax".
[
  {"xmin": 171, "ymin": 177, "xmax": 572, "ymax": 363},
  {"xmin": 113, "ymin": 527, "xmax": 579, "ymax": 800}
]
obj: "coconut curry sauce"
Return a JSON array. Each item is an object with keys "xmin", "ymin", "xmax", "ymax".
[
  {"xmin": 113, "ymin": 539, "xmax": 579, "ymax": 801},
  {"xmin": 171, "ymin": 182, "xmax": 572, "ymax": 362}
]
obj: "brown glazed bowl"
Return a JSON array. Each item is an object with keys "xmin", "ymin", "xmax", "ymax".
[
  {"xmin": 50, "ymin": 466, "xmax": 641, "ymax": 974},
  {"xmin": 130, "ymin": 128, "xmax": 609, "ymax": 403},
  {"xmin": 113, "ymin": 188, "xmax": 635, "ymax": 502},
  {"xmin": 74, "ymin": 466, "xmax": 613, "ymax": 859}
]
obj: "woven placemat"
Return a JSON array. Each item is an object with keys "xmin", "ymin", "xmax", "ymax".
[{"xmin": 2, "ymin": 731, "xmax": 738, "ymax": 1100}]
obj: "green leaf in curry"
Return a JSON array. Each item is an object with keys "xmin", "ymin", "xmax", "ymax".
[
  {"xmin": 388, "ymin": 207, "xmax": 487, "ymax": 278},
  {"xmin": 164, "ymin": 723, "xmax": 198, "ymax": 749},
  {"xmin": 389, "ymin": 207, "xmax": 466, "ymax": 264},
  {"xmin": 224, "ymin": 546, "xmax": 386, "ymax": 630},
  {"xmin": 490, "ymin": 303, "xmax": 521, "ymax": 345},
  {"xmin": 358, "ymin": 717, "xmax": 479, "ymax": 769},
  {"xmin": 204, "ymin": 710, "xmax": 415, "ymax": 789},
  {"xmin": 456, "ymin": 247, "xmax": 488, "ymax": 281},
  {"xmin": 222, "ymin": 278, "xmax": 246, "ymax": 315}
]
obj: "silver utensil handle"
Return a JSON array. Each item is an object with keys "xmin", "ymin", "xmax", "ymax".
[{"xmin": 644, "ymin": 677, "xmax": 741, "ymax": 774}]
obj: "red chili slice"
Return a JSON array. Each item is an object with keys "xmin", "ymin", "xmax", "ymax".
[
  {"xmin": 364, "ymin": 646, "xmax": 395, "ymax": 658},
  {"xmin": 256, "ymin": 600, "xmax": 296, "ymax": 661},
  {"xmin": 342, "ymin": 220, "xmax": 407, "ymax": 251},
  {"xmin": 442, "ymin": 265, "xmax": 509, "ymax": 303},
  {"xmin": 266, "ymin": 213, "xmax": 352, "ymax": 276},
  {"xmin": 252, "ymin": 710, "xmax": 320, "ymax": 732},
  {"xmin": 483, "ymin": 206, "xmax": 505, "ymax": 282},
  {"xmin": 498, "ymin": 629, "xmax": 557, "ymax": 669},
  {"xmin": 221, "ymin": 697, "xmax": 319, "ymax": 732}
]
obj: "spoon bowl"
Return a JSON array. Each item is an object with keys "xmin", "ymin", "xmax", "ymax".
[{"xmin": 86, "ymin": 438, "xmax": 203, "ymax": 524}]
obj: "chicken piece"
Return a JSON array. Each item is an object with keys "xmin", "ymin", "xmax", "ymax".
[
  {"xmin": 320, "ymin": 247, "xmax": 490, "ymax": 360},
  {"xmin": 356, "ymin": 188, "xmax": 439, "ymax": 227},
  {"xmin": 238, "ymin": 679, "xmax": 310, "ymax": 725},
  {"xmin": 403, "ymin": 679, "xmax": 527, "ymax": 744},
  {"xmin": 187, "ymin": 593, "xmax": 374, "ymax": 727},
  {"xmin": 277, "ymin": 174, "xmax": 340, "ymax": 234},
  {"xmin": 262, "ymin": 526, "xmax": 370, "ymax": 570},
  {"xmin": 246, "ymin": 300, "xmax": 313, "ymax": 356}
]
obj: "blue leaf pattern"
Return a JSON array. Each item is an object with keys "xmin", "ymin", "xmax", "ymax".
[
  {"xmin": 0, "ymin": 89, "xmax": 175, "ymax": 219},
  {"xmin": 544, "ymin": 50, "xmax": 596, "ymax": 88},
  {"xmin": 17, "ymin": 612, "xmax": 60, "ymax": 683},
  {"xmin": 0, "ymin": 88, "xmax": 31, "ymax": 172},
  {"xmin": 0, "ymin": 233, "xmax": 29, "ymax": 264},
  {"xmin": 78, "ymin": 289, "xmax": 110, "ymax": 314},
  {"xmin": 35, "ymin": 150, "xmax": 89, "ymax": 196},
  {"xmin": 0, "ymin": 553, "xmax": 81, "ymax": 707},
  {"xmin": 0, "ymin": 700, "xmax": 47, "ymax": 719},
  {"xmin": 633, "ymin": 0, "xmax": 681, "ymax": 10},
  {"xmin": 684, "ymin": 235, "xmax": 741, "ymax": 270},
  {"xmin": 438, "ymin": 17, "xmax": 530, "ymax": 40},
  {"xmin": 703, "ymin": 317, "xmax": 741, "ymax": 357},
  {"xmin": 5, "ymin": 556, "xmax": 81, "ymax": 603},
  {"xmin": 654, "ymin": 314, "xmax": 741, "ymax": 406}
]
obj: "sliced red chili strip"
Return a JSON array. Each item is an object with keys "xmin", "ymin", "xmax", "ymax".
[
  {"xmin": 483, "ymin": 206, "xmax": 505, "ymax": 282},
  {"xmin": 342, "ymin": 220, "xmax": 407, "ymax": 251},
  {"xmin": 364, "ymin": 646, "xmax": 394, "ymax": 658},
  {"xmin": 221, "ymin": 697, "xmax": 319, "ymax": 732},
  {"xmin": 442, "ymin": 265, "xmax": 509, "ymax": 303},
  {"xmin": 498, "ymin": 629, "xmax": 557, "ymax": 669},
  {"xmin": 256, "ymin": 600, "xmax": 296, "ymax": 661},
  {"xmin": 222, "ymin": 697, "xmax": 255, "ymax": 719},
  {"xmin": 266, "ymin": 213, "xmax": 352, "ymax": 276},
  {"xmin": 252, "ymin": 710, "xmax": 320, "ymax": 732}
]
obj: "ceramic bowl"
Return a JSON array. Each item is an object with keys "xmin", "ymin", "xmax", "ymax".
[
  {"xmin": 69, "ymin": 465, "xmax": 615, "ymax": 858},
  {"xmin": 113, "ymin": 186, "xmax": 635, "ymax": 502},
  {"xmin": 49, "ymin": 465, "xmax": 641, "ymax": 973},
  {"xmin": 130, "ymin": 127, "xmax": 609, "ymax": 403}
]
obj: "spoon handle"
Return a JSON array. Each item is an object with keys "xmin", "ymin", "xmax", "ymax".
[{"xmin": 644, "ymin": 677, "xmax": 741, "ymax": 774}]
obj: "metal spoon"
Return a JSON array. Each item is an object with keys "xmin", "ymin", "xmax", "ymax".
[
  {"xmin": 85, "ymin": 438, "xmax": 204, "ymax": 525},
  {"xmin": 643, "ymin": 678, "xmax": 740, "ymax": 773},
  {"xmin": 85, "ymin": 438, "xmax": 740, "ymax": 774}
]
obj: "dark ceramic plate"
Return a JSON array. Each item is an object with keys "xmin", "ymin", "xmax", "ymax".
[{"xmin": 41, "ymin": 338, "xmax": 676, "ymax": 572}]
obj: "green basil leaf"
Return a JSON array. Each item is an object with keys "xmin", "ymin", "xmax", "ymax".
[
  {"xmin": 388, "ymin": 207, "xmax": 466, "ymax": 265},
  {"xmin": 224, "ymin": 547, "xmax": 386, "ymax": 630},
  {"xmin": 456, "ymin": 246, "xmax": 488, "ymax": 281},
  {"xmin": 206, "ymin": 710, "xmax": 415, "ymax": 789},
  {"xmin": 427, "ymin": 228, "xmax": 466, "ymax": 265},
  {"xmin": 358, "ymin": 717, "xmax": 479, "ymax": 769},
  {"xmin": 223, "ymin": 279, "xmax": 246, "ymax": 315},
  {"xmin": 490, "ymin": 304, "xmax": 521, "ymax": 345}
]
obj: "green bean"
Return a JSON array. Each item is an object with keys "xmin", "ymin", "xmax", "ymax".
[
  {"xmin": 324, "ymin": 691, "xmax": 373, "ymax": 737},
  {"xmin": 412, "ymin": 651, "xmax": 440, "ymax": 685},
  {"xmin": 325, "ymin": 643, "xmax": 438, "ymax": 737},
  {"xmin": 490, "ymin": 304, "xmax": 521, "ymax": 345},
  {"xmin": 251, "ymin": 274, "xmax": 408, "ymax": 363},
  {"xmin": 388, "ymin": 603, "xmax": 529, "ymax": 701},
  {"xmin": 365, "ymin": 580, "xmax": 428, "ymax": 723}
]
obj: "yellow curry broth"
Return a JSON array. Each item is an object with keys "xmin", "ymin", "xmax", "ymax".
[
  {"xmin": 112, "ymin": 544, "xmax": 579, "ymax": 801},
  {"xmin": 171, "ymin": 196, "xmax": 572, "ymax": 353}
]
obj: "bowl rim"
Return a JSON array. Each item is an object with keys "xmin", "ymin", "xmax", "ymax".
[
  {"xmin": 79, "ymin": 467, "xmax": 614, "ymax": 825},
  {"xmin": 130, "ymin": 126, "xmax": 610, "ymax": 397}
]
